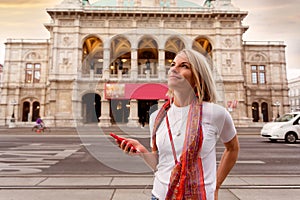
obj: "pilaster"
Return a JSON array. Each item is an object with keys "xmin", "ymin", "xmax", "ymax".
[
  {"xmin": 98, "ymin": 99, "xmax": 112, "ymax": 127},
  {"xmin": 127, "ymin": 99, "xmax": 139, "ymax": 127}
]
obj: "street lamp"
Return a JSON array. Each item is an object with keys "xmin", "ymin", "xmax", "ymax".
[
  {"xmin": 10, "ymin": 99, "xmax": 17, "ymax": 124},
  {"xmin": 273, "ymin": 101, "xmax": 281, "ymax": 118}
]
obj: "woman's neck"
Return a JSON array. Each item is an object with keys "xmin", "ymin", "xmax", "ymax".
[{"xmin": 173, "ymin": 91, "xmax": 195, "ymax": 107}]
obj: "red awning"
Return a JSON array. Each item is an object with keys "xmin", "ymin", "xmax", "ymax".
[
  {"xmin": 127, "ymin": 83, "xmax": 168, "ymax": 100},
  {"xmin": 105, "ymin": 83, "xmax": 169, "ymax": 100}
]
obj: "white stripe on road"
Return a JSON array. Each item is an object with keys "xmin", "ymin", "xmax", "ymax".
[
  {"xmin": 217, "ymin": 160, "xmax": 265, "ymax": 164},
  {"xmin": 236, "ymin": 160, "xmax": 265, "ymax": 164}
]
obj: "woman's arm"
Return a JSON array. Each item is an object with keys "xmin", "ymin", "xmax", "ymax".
[
  {"xmin": 215, "ymin": 135, "xmax": 239, "ymax": 199},
  {"xmin": 119, "ymin": 138, "xmax": 158, "ymax": 171}
]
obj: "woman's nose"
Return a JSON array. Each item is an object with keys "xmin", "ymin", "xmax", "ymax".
[
  {"xmin": 170, "ymin": 63, "xmax": 179, "ymax": 70},
  {"xmin": 168, "ymin": 66, "xmax": 178, "ymax": 74}
]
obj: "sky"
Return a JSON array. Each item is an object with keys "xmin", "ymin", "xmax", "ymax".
[{"xmin": 0, "ymin": 0, "xmax": 299, "ymax": 79}]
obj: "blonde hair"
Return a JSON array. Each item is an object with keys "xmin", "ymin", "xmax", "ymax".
[{"xmin": 167, "ymin": 49, "xmax": 217, "ymax": 103}]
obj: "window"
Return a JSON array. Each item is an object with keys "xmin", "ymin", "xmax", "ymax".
[
  {"xmin": 25, "ymin": 63, "xmax": 41, "ymax": 83},
  {"xmin": 251, "ymin": 65, "xmax": 265, "ymax": 84}
]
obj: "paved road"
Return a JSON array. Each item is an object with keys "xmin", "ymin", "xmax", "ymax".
[
  {"xmin": 1, "ymin": 126, "xmax": 300, "ymax": 200},
  {"xmin": 0, "ymin": 130, "xmax": 299, "ymax": 176}
]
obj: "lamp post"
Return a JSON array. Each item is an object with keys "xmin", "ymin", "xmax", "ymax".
[
  {"xmin": 11, "ymin": 100, "xmax": 17, "ymax": 122},
  {"xmin": 274, "ymin": 101, "xmax": 281, "ymax": 118},
  {"xmin": 9, "ymin": 100, "xmax": 17, "ymax": 128}
]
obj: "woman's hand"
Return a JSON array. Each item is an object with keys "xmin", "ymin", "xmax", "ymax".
[
  {"xmin": 118, "ymin": 138, "xmax": 148, "ymax": 155},
  {"xmin": 214, "ymin": 188, "xmax": 219, "ymax": 200},
  {"xmin": 114, "ymin": 137, "xmax": 158, "ymax": 171}
]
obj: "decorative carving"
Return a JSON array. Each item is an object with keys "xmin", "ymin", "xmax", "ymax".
[
  {"xmin": 224, "ymin": 38, "xmax": 233, "ymax": 48},
  {"xmin": 58, "ymin": 51, "xmax": 72, "ymax": 72},
  {"xmin": 26, "ymin": 52, "xmax": 41, "ymax": 60},
  {"xmin": 137, "ymin": 20, "xmax": 159, "ymax": 28},
  {"xmin": 110, "ymin": 20, "xmax": 132, "ymax": 28},
  {"xmin": 63, "ymin": 58, "xmax": 69, "ymax": 65},
  {"xmin": 221, "ymin": 21, "xmax": 234, "ymax": 28},
  {"xmin": 226, "ymin": 58, "xmax": 231, "ymax": 66},
  {"xmin": 59, "ymin": 20, "xmax": 74, "ymax": 26},
  {"xmin": 251, "ymin": 54, "xmax": 267, "ymax": 62},
  {"xmin": 191, "ymin": 21, "xmax": 213, "ymax": 28},
  {"xmin": 164, "ymin": 21, "xmax": 186, "ymax": 28},
  {"xmin": 81, "ymin": 20, "xmax": 105, "ymax": 27},
  {"xmin": 63, "ymin": 36, "xmax": 73, "ymax": 46}
]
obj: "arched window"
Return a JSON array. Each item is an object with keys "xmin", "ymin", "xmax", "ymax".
[
  {"xmin": 22, "ymin": 101, "xmax": 30, "ymax": 122},
  {"xmin": 32, "ymin": 101, "xmax": 40, "ymax": 122}
]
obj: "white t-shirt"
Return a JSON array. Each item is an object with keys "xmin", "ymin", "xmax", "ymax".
[{"xmin": 149, "ymin": 102, "xmax": 236, "ymax": 200}]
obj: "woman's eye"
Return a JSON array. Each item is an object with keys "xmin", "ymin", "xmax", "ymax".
[{"xmin": 181, "ymin": 64, "xmax": 189, "ymax": 69}]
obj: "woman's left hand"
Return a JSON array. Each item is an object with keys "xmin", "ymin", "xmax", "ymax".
[{"xmin": 214, "ymin": 188, "xmax": 219, "ymax": 200}]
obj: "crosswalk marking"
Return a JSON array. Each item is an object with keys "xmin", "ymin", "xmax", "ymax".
[{"xmin": 0, "ymin": 143, "xmax": 81, "ymax": 175}]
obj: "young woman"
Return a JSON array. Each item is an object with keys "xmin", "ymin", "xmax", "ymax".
[{"xmin": 117, "ymin": 49, "xmax": 239, "ymax": 200}]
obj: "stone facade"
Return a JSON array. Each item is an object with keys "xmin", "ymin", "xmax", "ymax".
[
  {"xmin": 0, "ymin": 0, "xmax": 289, "ymax": 127},
  {"xmin": 289, "ymin": 76, "xmax": 300, "ymax": 112}
]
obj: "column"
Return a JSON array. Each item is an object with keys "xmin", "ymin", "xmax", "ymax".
[
  {"xmin": 127, "ymin": 99, "xmax": 139, "ymax": 127},
  {"xmin": 158, "ymin": 49, "xmax": 166, "ymax": 80},
  {"xmin": 130, "ymin": 48, "xmax": 138, "ymax": 80},
  {"xmin": 98, "ymin": 99, "xmax": 112, "ymax": 127},
  {"xmin": 102, "ymin": 48, "xmax": 110, "ymax": 80}
]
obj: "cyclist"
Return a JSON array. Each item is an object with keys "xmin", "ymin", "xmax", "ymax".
[{"xmin": 35, "ymin": 116, "xmax": 44, "ymax": 130}]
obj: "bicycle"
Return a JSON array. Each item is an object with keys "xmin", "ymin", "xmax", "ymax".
[{"xmin": 32, "ymin": 125, "xmax": 51, "ymax": 133}]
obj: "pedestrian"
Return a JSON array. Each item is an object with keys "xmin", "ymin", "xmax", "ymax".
[
  {"xmin": 114, "ymin": 49, "xmax": 239, "ymax": 200},
  {"xmin": 35, "ymin": 116, "xmax": 44, "ymax": 130},
  {"xmin": 141, "ymin": 115, "xmax": 145, "ymax": 128}
]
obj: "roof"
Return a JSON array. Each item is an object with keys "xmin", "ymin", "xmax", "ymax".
[
  {"xmin": 91, "ymin": 0, "xmax": 200, "ymax": 7},
  {"xmin": 177, "ymin": 0, "xmax": 200, "ymax": 7},
  {"xmin": 92, "ymin": 0, "xmax": 117, "ymax": 7}
]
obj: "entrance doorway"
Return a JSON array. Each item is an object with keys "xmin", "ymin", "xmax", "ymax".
[
  {"xmin": 22, "ymin": 101, "xmax": 40, "ymax": 122},
  {"xmin": 138, "ymin": 100, "xmax": 158, "ymax": 126},
  {"xmin": 261, "ymin": 102, "xmax": 269, "ymax": 122},
  {"xmin": 22, "ymin": 101, "xmax": 30, "ymax": 122},
  {"xmin": 252, "ymin": 102, "xmax": 259, "ymax": 122},
  {"xmin": 110, "ymin": 99, "xmax": 130, "ymax": 124},
  {"xmin": 82, "ymin": 93, "xmax": 101, "ymax": 123},
  {"xmin": 32, "ymin": 101, "xmax": 40, "ymax": 121}
]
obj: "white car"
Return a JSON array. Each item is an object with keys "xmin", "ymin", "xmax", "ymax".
[{"xmin": 261, "ymin": 112, "xmax": 300, "ymax": 143}]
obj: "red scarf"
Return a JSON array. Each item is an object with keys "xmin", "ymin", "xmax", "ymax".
[{"xmin": 152, "ymin": 98, "xmax": 206, "ymax": 200}]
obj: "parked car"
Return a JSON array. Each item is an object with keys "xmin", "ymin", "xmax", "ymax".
[{"xmin": 261, "ymin": 112, "xmax": 300, "ymax": 143}]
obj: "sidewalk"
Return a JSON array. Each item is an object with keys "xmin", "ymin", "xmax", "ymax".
[{"xmin": 0, "ymin": 175, "xmax": 300, "ymax": 200}]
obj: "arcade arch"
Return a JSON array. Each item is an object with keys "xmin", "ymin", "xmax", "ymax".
[
  {"xmin": 82, "ymin": 36, "xmax": 103, "ymax": 75},
  {"xmin": 110, "ymin": 36, "xmax": 131, "ymax": 76},
  {"xmin": 21, "ymin": 99, "xmax": 40, "ymax": 122},
  {"xmin": 193, "ymin": 37, "xmax": 213, "ymax": 57},
  {"xmin": 137, "ymin": 36, "xmax": 159, "ymax": 76},
  {"xmin": 165, "ymin": 37, "xmax": 185, "ymax": 72},
  {"xmin": 82, "ymin": 93, "xmax": 101, "ymax": 123}
]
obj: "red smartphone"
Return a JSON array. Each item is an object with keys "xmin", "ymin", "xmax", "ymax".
[{"xmin": 110, "ymin": 133, "xmax": 137, "ymax": 152}]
